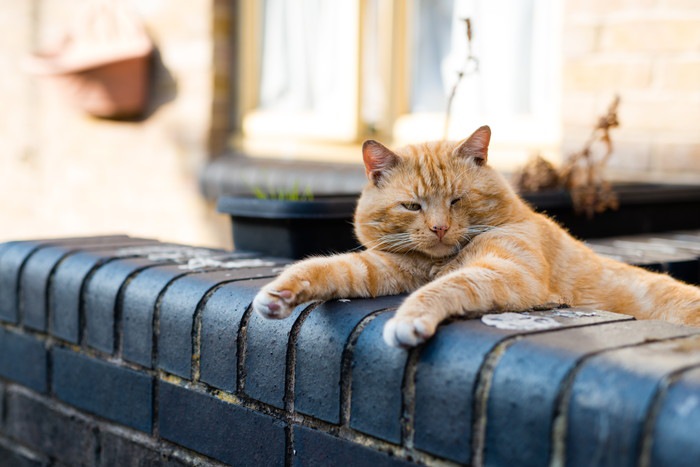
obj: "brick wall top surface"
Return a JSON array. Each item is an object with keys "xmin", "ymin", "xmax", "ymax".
[{"xmin": 1, "ymin": 235, "xmax": 700, "ymax": 466}]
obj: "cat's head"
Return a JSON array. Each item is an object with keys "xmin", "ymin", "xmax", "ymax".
[{"xmin": 354, "ymin": 125, "xmax": 519, "ymax": 259}]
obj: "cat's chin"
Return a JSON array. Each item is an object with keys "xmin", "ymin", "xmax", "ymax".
[{"xmin": 422, "ymin": 242, "xmax": 462, "ymax": 259}]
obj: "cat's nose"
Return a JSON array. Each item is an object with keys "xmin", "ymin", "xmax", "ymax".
[{"xmin": 431, "ymin": 225, "xmax": 449, "ymax": 240}]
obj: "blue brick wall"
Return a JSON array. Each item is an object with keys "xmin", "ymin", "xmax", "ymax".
[{"xmin": 0, "ymin": 234, "xmax": 699, "ymax": 466}]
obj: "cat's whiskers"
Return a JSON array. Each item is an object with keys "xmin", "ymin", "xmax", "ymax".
[
  {"xmin": 364, "ymin": 232, "xmax": 416, "ymax": 254},
  {"xmin": 355, "ymin": 221, "xmax": 384, "ymax": 227},
  {"xmin": 454, "ymin": 224, "xmax": 504, "ymax": 251}
]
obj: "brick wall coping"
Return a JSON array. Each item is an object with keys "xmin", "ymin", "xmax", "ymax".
[{"xmin": 1, "ymin": 235, "xmax": 699, "ymax": 466}]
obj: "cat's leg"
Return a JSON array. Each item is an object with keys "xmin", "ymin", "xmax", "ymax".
[
  {"xmin": 253, "ymin": 251, "xmax": 417, "ymax": 319},
  {"xmin": 596, "ymin": 261, "xmax": 700, "ymax": 325},
  {"xmin": 383, "ymin": 256, "xmax": 549, "ymax": 347}
]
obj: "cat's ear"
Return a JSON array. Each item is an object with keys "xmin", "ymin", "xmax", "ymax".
[
  {"xmin": 453, "ymin": 125, "xmax": 491, "ymax": 166},
  {"xmin": 362, "ymin": 140, "xmax": 399, "ymax": 185}
]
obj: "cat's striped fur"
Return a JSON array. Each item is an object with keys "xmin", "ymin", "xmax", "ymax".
[{"xmin": 253, "ymin": 126, "xmax": 700, "ymax": 347}]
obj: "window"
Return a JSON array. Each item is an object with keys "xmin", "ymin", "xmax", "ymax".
[{"xmin": 233, "ymin": 0, "xmax": 562, "ymax": 169}]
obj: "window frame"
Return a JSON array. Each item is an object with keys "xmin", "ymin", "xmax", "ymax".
[{"xmin": 229, "ymin": 0, "xmax": 563, "ymax": 168}]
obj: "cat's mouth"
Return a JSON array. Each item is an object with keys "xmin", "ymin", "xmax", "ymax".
[
  {"xmin": 424, "ymin": 237, "xmax": 464, "ymax": 258},
  {"xmin": 425, "ymin": 229, "xmax": 481, "ymax": 258}
]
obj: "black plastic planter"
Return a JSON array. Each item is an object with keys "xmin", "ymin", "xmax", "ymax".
[
  {"xmin": 217, "ymin": 195, "xmax": 360, "ymax": 259},
  {"xmin": 523, "ymin": 184, "xmax": 700, "ymax": 239},
  {"xmin": 218, "ymin": 184, "xmax": 700, "ymax": 259}
]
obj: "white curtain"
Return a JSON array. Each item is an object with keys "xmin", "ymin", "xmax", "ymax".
[
  {"xmin": 412, "ymin": 0, "xmax": 552, "ymax": 120},
  {"xmin": 256, "ymin": 0, "xmax": 557, "ymax": 134},
  {"xmin": 258, "ymin": 0, "xmax": 355, "ymax": 115}
]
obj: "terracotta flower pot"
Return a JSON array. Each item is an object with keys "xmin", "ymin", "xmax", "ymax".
[{"xmin": 22, "ymin": 1, "xmax": 153, "ymax": 118}]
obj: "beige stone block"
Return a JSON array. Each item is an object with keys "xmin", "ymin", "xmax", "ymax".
[
  {"xmin": 561, "ymin": 93, "xmax": 601, "ymax": 127},
  {"xmin": 661, "ymin": 59, "xmax": 700, "ymax": 91},
  {"xmin": 600, "ymin": 19, "xmax": 700, "ymax": 53},
  {"xmin": 562, "ymin": 23, "xmax": 600, "ymax": 57},
  {"xmin": 565, "ymin": 0, "xmax": 655, "ymax": 16},
  {"xmin": 651, "ymin": 143, "xmax": 700, "ymax": 171},
  {"xmin": 0, "ymin": 0, "xmax": 33, "ymax": 50},
  {"xmin": 134, "ymin": 1, "xmax": 212, "ymax": 41},
  {"xmin": 561, "ymin": 135, "xmax": 652, "ymax": 172},
  {"xmin": 658, "ymin": 0, "xmax": 700, "ymax": 10},
  {"xmin": 607, "ymin": 144, "xmax": 653, "ymax": 172},
  {"xmin": 563, "ymin": 93, "xmax": 626, "ymax": 125},
  {"xmin": 564, "ymin": 59, "xmax": 652, "ymax": 91},
  {"xmin": 564, "ymin": 125, "xmax": 657, "ymax": 170},
  {"xmin": 618, "ymin": 96, "xmax": 700, "ymax": 132}
]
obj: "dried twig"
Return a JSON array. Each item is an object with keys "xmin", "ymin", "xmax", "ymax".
[
  {"xmin": 560, "ymin": 95, "xmax": 620, "ymax": 217},
  {"xmin": 444, "ymin": 18, "xmax": 479, "ymax": 140},
  {"xmin": 513, "ymin": 95, "xmax": 621, "ymax": 218}
]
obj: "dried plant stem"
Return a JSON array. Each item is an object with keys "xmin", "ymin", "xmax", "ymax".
[
  {"xmin": 444, "ymin": 18, "xmax": 478, "ymax": 140},
  {"xmin": 513, "ymin": 95, "xmax": 621, "ymax": 218},
  {"xmin": 560, "ymin": 95, "xmax": 620, "ymax": 217}
]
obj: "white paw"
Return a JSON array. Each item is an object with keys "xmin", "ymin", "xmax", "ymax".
[
  {"xmin": 252, "ymin": 288, "xmax": 295, "ymax": 320},
  {"xmin": 382, "ymin": 316, "xmax": 433, "ymax": 348}
]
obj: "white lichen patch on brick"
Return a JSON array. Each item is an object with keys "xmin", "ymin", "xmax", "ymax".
[
  {"xmin": 116, "ymin": 245, "xmax": 276, "ymax": 270},
  {"xmin": 115, "ymin": 245, "xmax": 218, "ymax": 261},
  {"xmin": 551, "ymin": 309, "xmax": 598, "ymax": 319},
  {"xmin": 177, "ymin": 258, "xmax": 274, "ymax": 270},
  {"xmin": 481, "ymin": 312, "xmax": 562, "ymax": 331}
]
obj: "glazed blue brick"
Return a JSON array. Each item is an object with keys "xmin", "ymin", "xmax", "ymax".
[
  {"xmin": 20, "ymin": 239, "xmax": 157, "ymax": 332},
  {"xmin": 0, "ymin": 241, "xmax": 12, "ymax": 263},
  {"xmin": 121, "ymin": 264, "xmax": 189, "ymax": 367},
  {"xmin": 349, "ymin": 311, "xmax": 407, "ymax": 443},
  {"xmin": 49, "ymin": 241, "xmax": 159, "ymax": 343},
  {"xmin": 0, "ymin": 443, "xmax": 46, "ymax": 467},
  {"xmin": 52, "ymin": 347, "xmax": 153, "ymax": 432},
  {"xmin": 649, "ymin": 366, "xmax": 700, "ymax": 467},
  {"xmin": 20, "ymin": 245, "xmax": 77, "ymax": 331},
  {"xmin": 485, "ymin": 320, "xmax": 697, "ymax": 467},
  {"xmin": 0, "ymin": 379, "xmax": 5, "ymax": 422},
  {"xmin": 119, "ymin": 253, "xmax": 260, "ymax": 368},
  {"xmin": 48, "ymin": 250, "xmax": 111, "ymax": 343},
  {"xmin": 5, "ymin": 388, "xmax": 97, "ymax": 466},
  {"xmin": 85, "ymin": 257, "xmax": 164, "ymax": 354},
  {"xmin": 100, "ymin": 431, "xmax": 189, "ymax": 467},
  {"xmin": 0, "ymin": 241, "xmax": 12, "ymax": 258},
  {"xmin": 244, "ymin": 299, "xmax": 308, "ymax": 408},
  {"xmin": 199, "ymin": 278, "xmax": 272, "ymax": 392},
  {"xmin": 159, "ymin": 382, "xmax": 285, "ymax": 466},
  {"xmin": 413, "ymin": 319, "xmax": 506, "ymax": 464},
  {"xmin": 158, "ymin": 267, "xmax": 279, "ymax": 379},
  {"xmin": 294, "ymin": 295, "xmax": 404, "ymax": 424},
  {"xmin": 0, "ymin": 328, "xmax": 47, "ymax": 393},
  {"xmin": 292, "ymin": 425, "xmax": 415, "ymax": 467},
  {"xmin": 565, "ymin": 333, "xmax": 700, "ymax": 467},
  {"xmin": 0, "ymin": 241, "xmax": 43, "ymax": 323},
  {"xmin": 0, "ymin": 236, "xmax": 139, "ymax": 323},
  {"xmin": 413, "ymin": 309, "xmax": 631, "ymax": 464}
]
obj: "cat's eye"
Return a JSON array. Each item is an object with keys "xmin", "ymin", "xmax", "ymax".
[
  {"xmin": 402, "ymin": 202, "xmax": 422, "ymax": 211},
  {"xmin": 451, "ymin": 198, "xmax": 462, "ymax": 206}
]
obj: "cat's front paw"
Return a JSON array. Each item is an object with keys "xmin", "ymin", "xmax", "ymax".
[
  {"xmin": 383, "ymin": 315, "xmax": 435, "ymax": 348},
  {"xmin": 253, "ymin": 287, "xmax": 299, "ymax": 320}
]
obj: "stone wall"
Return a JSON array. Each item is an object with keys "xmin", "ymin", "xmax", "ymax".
[
  {"xmin": 562, "ymin": 0, "xmax": 700, "ymax": 178},
  {"xmin": 2, "ymin": 0, "xmax": 699, "ymax": 252},
  {"xmin": 0, "ymin": 0, "xmax": 231, "ymax": 248}
]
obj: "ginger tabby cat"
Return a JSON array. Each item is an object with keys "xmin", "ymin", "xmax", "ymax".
[{"xmin": 253, "ymin": 126, "xmax": 700, "ymax": 347}]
